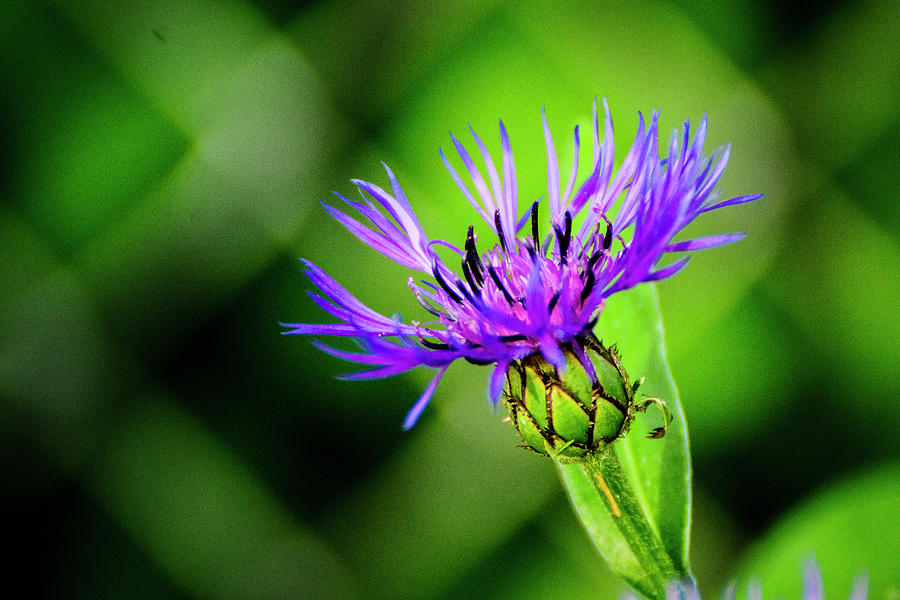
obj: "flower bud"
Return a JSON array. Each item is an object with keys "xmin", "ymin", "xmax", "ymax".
[{"xmin": 504, "ymin": 335, "xmax": 660, "ymax": 460}]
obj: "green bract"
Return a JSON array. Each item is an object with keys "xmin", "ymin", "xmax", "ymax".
[{"xmin": 504, "ymin": 334, "xmax": 670, "ymax": 461}]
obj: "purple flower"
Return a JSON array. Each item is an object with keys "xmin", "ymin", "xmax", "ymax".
[
  {"xmin": 283, "ymin": 99, "xmax": 761, "ymax": 429},
  {"xmin": 658, "ymin": 559, "xmax": 868, "ymax": 600}
]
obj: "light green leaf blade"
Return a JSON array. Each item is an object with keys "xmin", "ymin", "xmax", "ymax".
[
  {"xmin": 558, "ymin": 284, "xmax": 692, "ymax": 589},
  {"xmin": 737, "ymin": 463, "xmax": 900, "ymax": 600},
  {"xmin": 558, "ymin": 459, "xmax": 648, "ymax": 592}
]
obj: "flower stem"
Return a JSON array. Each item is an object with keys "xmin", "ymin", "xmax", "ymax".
[{"xmin": 582, "ymin": 446, "xmax": 686, "ymax": 599}]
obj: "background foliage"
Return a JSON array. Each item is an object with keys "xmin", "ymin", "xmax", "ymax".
[{"xmin": 1, "ymin": 1, "xmax": 897, "ymax": 598}]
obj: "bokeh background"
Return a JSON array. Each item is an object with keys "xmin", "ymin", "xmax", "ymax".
[{"xmin": 1, "ymin": 1, "xmax": 897, "ymax": 598}]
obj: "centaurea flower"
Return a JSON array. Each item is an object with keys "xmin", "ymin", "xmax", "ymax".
[
  {"xmin": 660, "ymin": 559, "xmax": 868, "ymax": 600},
  {"xmin": 283, "ymin": 99, "xmax": 760, "ymax": 437}
]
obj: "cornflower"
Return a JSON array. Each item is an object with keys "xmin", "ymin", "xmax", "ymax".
[
  {"xmin": 661, "ymin": 559, "xmax": 868, "ymax": 600},
  {"xmin": 283, "ymin": 99, "xmax": 760, "ymax": 434}
]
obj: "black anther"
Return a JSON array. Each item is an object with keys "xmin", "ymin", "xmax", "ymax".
[
  {"xmin": 487, "ymin": 265, "xmax": 515, "ymax": 305},
  {"xmin": 464, "ymin": 225, "xmax": 485, "ymax": 283},
  {"xmin": 498, "ymin": 334, "xmax": 528, "ymax": 343},
  {"xmin": 494, "ymin": 210, "xmax": 507, "ymax": 252},
  {"xmin": 420, "ymin": 338, "xmax": 451, "ymax": 350},
  {"xmin": 530, "ymin": 202, "xmax": 540, "ymax": 250},
  {"xmin": 580, "ymin": 270, "xmax": 596, "ymax": 303},
  {"xmin": 603, "ymin": 222, "xmax": 613, "ymax": 251},
  {"xmin": 432, "ymin": 265, "xmax": 463, "ymax": 303},
  {"xmin": 548, "ymin": 291, "xmax": 561, "ymax": 314},
  {"xmin": 415, "ymin": 293, "xmax": 443, "ymax": 317},
  {"xmin": 461, "ymin": 257, "xmax": 482, "ymax": 295}
]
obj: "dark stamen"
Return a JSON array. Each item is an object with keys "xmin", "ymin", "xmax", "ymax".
[
  {"xmin": 580, "ymin": 270, "xmax": 596, "ymax": 304},
  {"xmin": 530, "ymin": 202, "xmax": 540, "ymax": 250},
  {"xmin": 456, "ymin": 279, "xmax": 481, "ymax": 306},
  {"xmin": 432, "ymin": 265, "xmax": 463, "ymax": 303},
  {"xmin": 554, "ymin": 212, "xmax": 572, "ymax": 266},
  {"xmin": 586, "ymin": 249, "xmax": 604, "ymax": 273},
  {"xmin": 415, "ymin": 293, "xmax": 444, "ymax": 317},
  {"xmin": 464, "ymin": 226, "xmax": 485, "ymax": 283},
  {"xmin": 563, "ymin": 212, "xmax": 573, "ymax": 261},
  {"xmin": 548, "ymin": 291, "xmax": 561, "ymax": 314},
  {"xmin": 465, "ymin": 356, "xmax": 495, "ymax": 365},
  {"xmin": 554, "ymin": 216, "xmax": 570, "ymax": 261},
  {"xmin": 420, "ymin": 338, "xmax": 451, "ymax": 350},
  {"xmin": 494, "ymin": 210, "xmax": 507, "ymax": 252},
  {"xmin": 487, "ymin": 265, "xmax": 515, "ymax": 305},
  {"xmin": 461, "ymin": 257, "xmax": 482, "ymax": 295},
  {"xmin": 499, "ymin": 334, "xmax": 528, "ymax": 343},
  {"xmin": 603, "ymin": 221, "xmax": 613, "ymax": 251}
]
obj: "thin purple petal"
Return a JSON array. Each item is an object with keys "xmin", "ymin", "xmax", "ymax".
[
  {"xmin": 402, "ymin": 366, "xmax": 449, "ymax": 430},
  {"xmin": 644, "ymin": 256, "xmax": 691, "ymax": 282},
  {"xmin": 847, "ymin": 575, "xmax": 869, "ymax": 600},
  {"xmin": 499, "ymin": 120, "xmax": 518, "ymax": 250},
  {"xmin": 543, "ymin": 108, "xmax": 561, "ymax": 221},
  {"xmin": 802, "ymin": 559, "xmax": 824, "ymax": 600},
  {"xmin": 666, "ymin": 233, "xmax": 746, "ymax": 252},
  {"xmin": 701, "ymin": 193, "xmax": 763, "ymax": 213},
  {"xmin": 488, "ymin": 361, "xmax": 509, "ymax": 406}
]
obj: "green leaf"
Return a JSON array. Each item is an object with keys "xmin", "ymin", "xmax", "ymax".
[
  {"xmin": 557, "ymin": 284, "xmax": 692, "ymax": 597},
  {"xmin": 737, "ymin": 463, "xmax": 900, "ymax": 600}
]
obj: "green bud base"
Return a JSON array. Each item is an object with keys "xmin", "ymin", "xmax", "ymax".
[
  {"xmin": 549, "ymin": 286, "xmax": 695, "ymax": 600},
  {"xmin": 503, "ymin": 330, "xmax": 685, "ymax": 599},
  {"xmin": 503, "ymin": 335, "xmax": 671, "ymax": 461}
]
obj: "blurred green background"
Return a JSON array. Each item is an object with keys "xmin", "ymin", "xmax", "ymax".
[{"xmin": 1, "ymin": 1, "xmax": 897, "ymax": 598}]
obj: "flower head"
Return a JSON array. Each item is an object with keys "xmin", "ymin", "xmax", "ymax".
[{"xmin": 283, "ymin": 99, "xmax": 761, "ymax": 429}]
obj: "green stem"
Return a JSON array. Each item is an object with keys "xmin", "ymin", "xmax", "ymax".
[{"xmin": 582, "ymin": 446, "xmax": 684, "ymax": 599}]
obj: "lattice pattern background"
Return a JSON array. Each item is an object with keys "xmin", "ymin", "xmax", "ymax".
[{"xmin": 1, "ymin": 1, "xmax": 897, "ymax": 599}]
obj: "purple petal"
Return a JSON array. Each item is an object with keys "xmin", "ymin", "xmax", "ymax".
[
  {"xmin": 538, "ymin": 335, "xmax": 566, "ymax": 371},
  {"xmin": 802, "ymin": 559, "xmax": 824, "ymax": 600},
  {"xmin": 338, "ymin": 364, "xmax": 417, "ymax": 380},
  {"xmin": 450, "ymin": 132, "xmax": 498, "ymax": 219},
  {"xmin": 487, "ymin": 361, "xmax": 509, "ymax": 406},
  {"xmin": 499, "ymin": 120, "xmax": 518, "ymax": 249},
  {"xmin": 525, "ymin": 262, "xmax": 548, "ymax": 329},
  {"xmin": 701, "ymin": 193, "xmax": 763, "ymax": 213},
  {"xmin": 310, "ymin": 339, "xmax": 396, "ymax": 365},
  {"xmin": 748, "ymin": 580, "xmax": 762, "ymax": 600},
  {"xmin": 428, "ymin": 239, "xmax": 465, "ymax": 256},
  {"xmin": 440, "ymin": 148, "xmax": 493, "ymax": 228},
  {"xmin": 468, "ymin": 125, "xmax": 505, "ymax": 214},
  {"xmin": 322, "ymin": 202, "xmax": 423, "ymax": 270},
  {"xmin": 515, "ymin": 206, "xmax": 533, "ymax": 233},
  {"xmin": 382, "ymin": 162, "xmax": 414, "ymax": 213},
  {"xmin": 282, "ymin": 323, "xmax": 361, "ymax": 336},
  {"xmin": 598, "ymin": 97, "xmax": 615, "ymax": 199},
  {"xmin": 561, "ymin": 125, "xmax": 580, "ymax": 212},
  {"xmin": 720, "ymin": 582, "xmax": 737, "ymax": 600},
  {"xmin": 402, "ymin": 366, "xmax": 449, "ymax": 430},
  {"xmin": 665, "ymin": 233, "xmax": 746, "ymax": 252},
  {"xmin": 571, "ymin": 341, "xmax": 597, "ymax": 382},
  {"xmin": 543, "ymin": 108, "xmax": 561, "ymax": 220},
  {"xmin": 353, "ymin": 177, "xmax": 429, "ymax": 252},
  {"xmin": 847, "ymin": 575, "xmax": 868, "ymax": 600},
  {"xmin": 693, "ymin": 144, "xmax": 730, "ymax": 204},
  {"xmin": 337, "ymin": 192, "xmax": 401, "ymax": 238},
  {"xmin": 300, "ymin": 260, "xmax": 418, "ymax": 333},
  {"xmin": 644, "ymin": 256, "xmax": 691, "ymax": 282}
]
